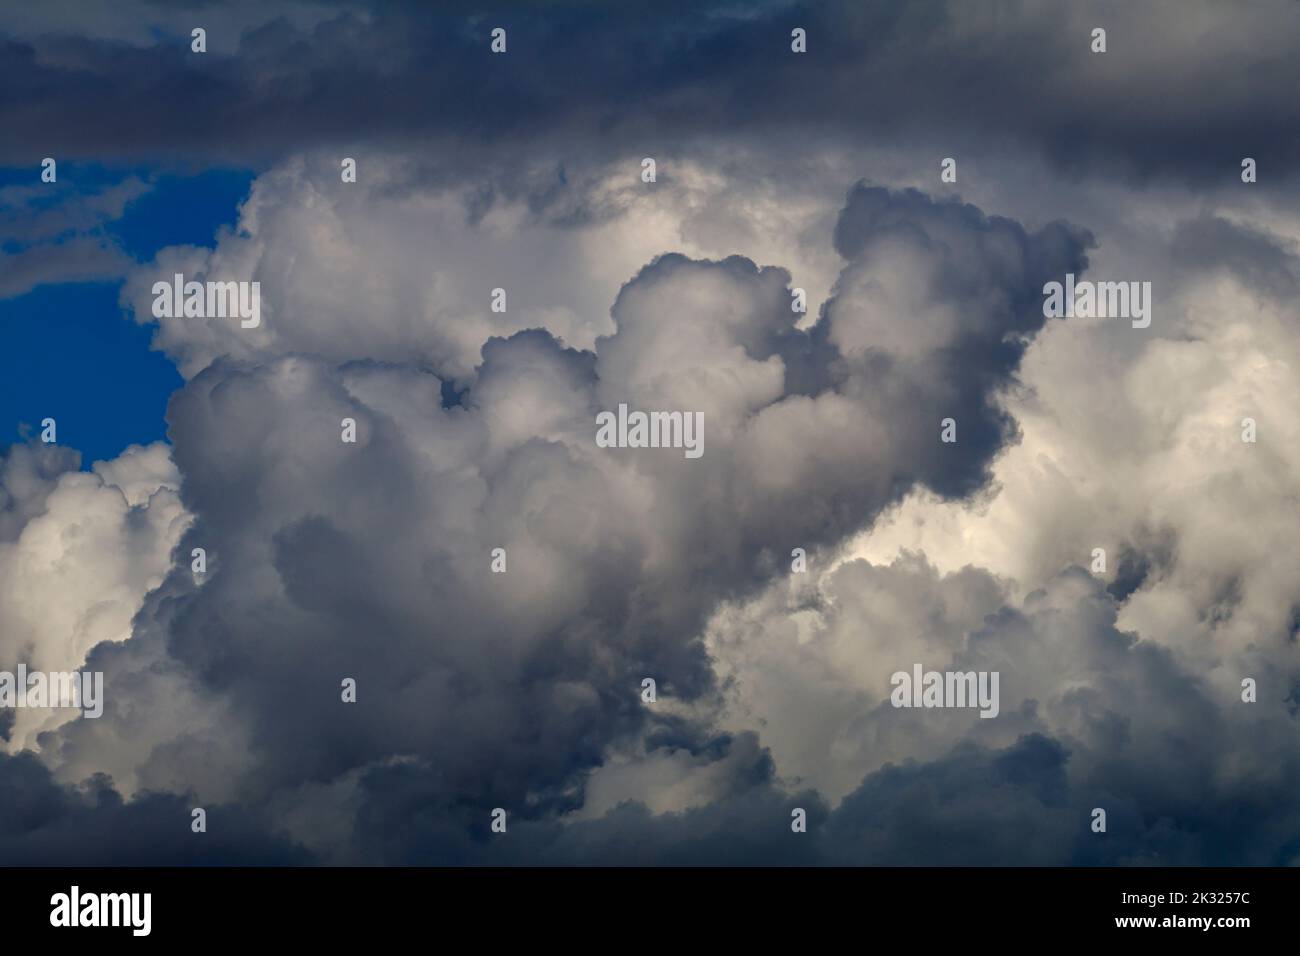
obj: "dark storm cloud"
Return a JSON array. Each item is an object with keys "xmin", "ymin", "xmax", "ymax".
[
  {"xmin": 19, "ymin": 184, "xmax": 1086, "ymax": 862},
  {"xmin": 1170, "ymin": 215, "xmax": 1300, "ymax": 300},
  {"xmin": 5, "ymin": 0, "xmax": 1296, "ymax": 868},
  {"xmin": 0, "ymin": 752, "xmax": 310, "ymax": 864},
  {"xmin": 2, "ymin": 0, "xmax": 1299, "ymax": 184},
  {"xmin": 825, "ymin": 184, "xmax": 1092, "ymax": 498},
  {"xmin": 402, "ymin": 569, "xmax": 1299, "ymax": 867},
  {"xmin": 352, "ymin": 564, "xmax": 1294, "ymax": 865}
]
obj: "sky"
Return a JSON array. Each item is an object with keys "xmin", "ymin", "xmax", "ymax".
[
  {"xmin": 0, "ymin": 0, "xmax": 1299, "ymax": 865},
  {"xmin": 1, "ymin": 166, "xmax": 251, "ymax": 463}
]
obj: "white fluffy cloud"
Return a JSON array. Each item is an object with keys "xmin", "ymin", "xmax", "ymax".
[
  {"xmin": 0, "ymin": 442, "xmax": 186, "ymax": 751},
  {"xmin": 120, "ymin": 151, "xmax": 847, "ymax": 383},
  {"xmin": 709, "ymin": 212, "xmax": 1300, "ymax": 820},
  {"xmin": 6, "ymin": 135, "xmax": 1300, "ymax": 863}
]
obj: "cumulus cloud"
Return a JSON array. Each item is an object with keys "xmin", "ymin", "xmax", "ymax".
[
  {"xmin": 8, "ymin": 177, "xmax": 1091, "ymax": 861},
  {"xmin": 712, "ymin": 561, "xmax": 1300, "ymax": 865},
  {"xmin": 854, "ymin": 214, "xmax": 1300, "ymax": 677},
  {"xmin": 118, "ymin": 152, "xmax": 846, "ymax": 381},
  {"xmin": 4, "ymin": 0, "xmax": 1300, "ymax": 867},
  {"xmin": 0, "ymin": 442, "xmax": 186, "ymax": 751}
]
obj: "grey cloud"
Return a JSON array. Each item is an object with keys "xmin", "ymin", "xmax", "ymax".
[
  {"xmin": 0, "ymin": 237, "xmax": 134, "ymax": 299},
  {"xmin": 0, "ymin": 751, "xmax": 310, "ymax": 865},
  {"xmin": 694, "ymin": 565, "xmax": 1300, "ymax": 866},
  {"xmin": 20, "ymin": 184, "xmax": 1084, "ymax": 862},
  {"xmin": 0, "ymin": 176, "xmax": 150, "ymax": 245},
  {"xmin": 820, "ymin": 185, "xmax": 1093, "ymax": 499},
  {"xmin": 0, "ymin": 176, "xmax": 150, "ymax": 298},
  {"xmin": 1170, "ymin": 215, "xmax": 1300, "ymax": 301},
  {"xmin": 3, "ymin": 1, "xmax": 1299, "ymax": 191},
  {"xmin": 0, "ymin": 442, "xmax": 80, "ymax": 542},
  {"xmin": 3, "ymin": 0, "xmax": 1298, "ymax": 871}
]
